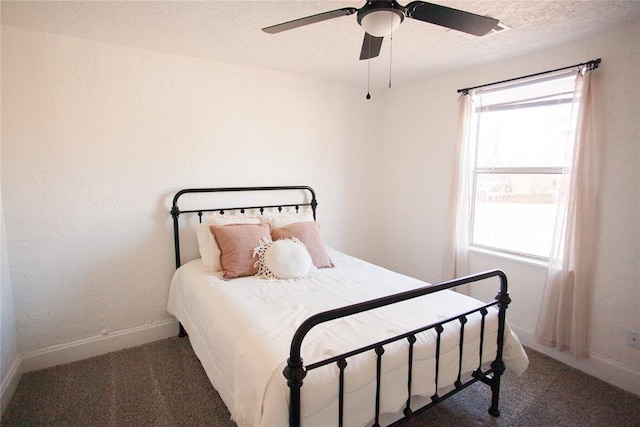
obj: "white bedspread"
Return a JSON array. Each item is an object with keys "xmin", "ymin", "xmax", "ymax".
[{"xmin": 167, "ymin": 247, "xmax": 528, "ymax": 427}]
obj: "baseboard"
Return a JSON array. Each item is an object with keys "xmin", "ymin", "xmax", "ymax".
[
  {"xmin": 1, "ymin": 355, "xmax": 23, "ymax": 416},
  {"xmin": 22, "ymin": 319, "xmax": 180, "ymax": 373},
  {"xmin": 512, "ymin": 326, "xmax": 640, "ymax": 396}
]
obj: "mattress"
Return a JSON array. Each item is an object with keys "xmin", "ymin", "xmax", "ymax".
[{"xmin": 167, "ymin": 247, "xmax": 529, "ymax": 426}]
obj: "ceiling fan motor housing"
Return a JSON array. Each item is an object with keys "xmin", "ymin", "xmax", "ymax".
[{"xmin": 357, "ymin": 0, "xmax": 405, "ymax": 37}]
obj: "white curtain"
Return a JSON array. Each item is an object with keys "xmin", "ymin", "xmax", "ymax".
[
  {"xmin": 443, "ymin": 93, "xmax": 475, "ymax": 283},
  {"xmin": 534, "ymin": 68, "xmax": 600, "ymax": 358}
]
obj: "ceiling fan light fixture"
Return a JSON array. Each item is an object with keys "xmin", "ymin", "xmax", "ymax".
[{"xmin": 358, "ymin": 7, "xmax": 404, "ymax": 37}]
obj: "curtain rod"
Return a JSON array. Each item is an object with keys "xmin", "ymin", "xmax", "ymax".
[{"xmin": 457, "ymin": 58, "xmax": 601, "ymax": 94}]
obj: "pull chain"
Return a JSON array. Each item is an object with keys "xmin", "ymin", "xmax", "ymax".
[
  {"xmin": 366, "ymin": 58, "xmax": 371, "ymax": 99},
  {"xmin": 366, "ymin": 34, "xmax": 371, "ymax": 100},
  {"xmin": 388, "ymin": 33, "xmax": 393, "ymax": 88},
  {"xmin": 389, "ymin": 14, "xmax": 393, "ymax": 89}
]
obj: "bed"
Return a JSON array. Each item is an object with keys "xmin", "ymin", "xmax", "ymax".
[{"xmin": 167, "ymin": 186, "xmax": 529, "ymax": 427}]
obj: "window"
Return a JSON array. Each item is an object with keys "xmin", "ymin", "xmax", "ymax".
[{"xmin": 468, "ymin": 73, "xmax": 579, "ymax": 259}]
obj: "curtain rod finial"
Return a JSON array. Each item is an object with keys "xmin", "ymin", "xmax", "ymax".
[{"xmin": 588, "ymin": 58, "xmax": 602, "ymax": 71}]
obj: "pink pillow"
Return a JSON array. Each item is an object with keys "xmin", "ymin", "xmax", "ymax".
[
  {"xmin": 271, "ymin": 222, "xmax": 333, "ymax": 268},
  {"xmin": 210, "ymin": 223, "xmax": 271, "ymax": 279}
]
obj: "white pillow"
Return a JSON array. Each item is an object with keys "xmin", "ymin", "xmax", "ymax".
[
  {"xmin": 259, "ymin": 209, "xmax": 315, "ymax": 228},
  {"xmin": 205, "ymin": 213, "xmax": 260, "ymax": 226},
  {"xmin": 195, "ymin": 214, "xmax": 260, "ymax": 270},
  {"xmin": 254, "ymin": 238, "xmax": 313, "ymax": 280},
  {"xmin": 195, "ymin": 223, "xmax": 214, "ymax": 268}
]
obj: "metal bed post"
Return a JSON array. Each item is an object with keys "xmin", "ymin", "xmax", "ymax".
[
  {"xmin": 488, "ymin": 271, "xmax": 510, "ymax": 417},
  {"xmin": 170, "ymin": 205, "xmax": 182, "ymax": 269},
  {"xmin": 283, "ymin": 357, "xmax": 306, "ymax": 427}
]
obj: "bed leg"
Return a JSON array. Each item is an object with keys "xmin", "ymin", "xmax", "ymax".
[
  {"xmin": 283, "ymin": 357, "xmax": 306, "ymax": 427},
  {"xmin": 178, "ymin": 322, "xmax": 188, "ymax": 337},
  {"xmin": 488, "ymin": 360, "xmax": 505, "ymax": 416}
]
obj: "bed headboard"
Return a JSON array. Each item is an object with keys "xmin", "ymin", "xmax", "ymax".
[{"xmin": 170, "ymin": 186, "xmax": 317, "ymax": 269}]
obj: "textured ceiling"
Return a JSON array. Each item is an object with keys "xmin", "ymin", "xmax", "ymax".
[{"xmin": 3, "ymin": 1, "xmax": 640, "ymax": 89}]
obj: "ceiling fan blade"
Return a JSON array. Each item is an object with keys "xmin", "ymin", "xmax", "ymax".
[
  {"xmin": 262, "ymin": 7, "xmax": 358, "ymax": 34},
  {"xmin": 404, "ymin": 1, "xmax": 499, "ymax": 36},
  {"xmin": 359, "ymin": 33, "xmax": 384, "ymax": 60}
]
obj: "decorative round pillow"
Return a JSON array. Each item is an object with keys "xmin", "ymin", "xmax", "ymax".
[{"xmin": 254, "ymin": 238, "xmax": 313, "ymax": 280}]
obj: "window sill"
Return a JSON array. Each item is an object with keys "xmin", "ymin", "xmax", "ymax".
[{"xmin": 469, "ymin": 246, "xmax": 549, "ymax": 269}]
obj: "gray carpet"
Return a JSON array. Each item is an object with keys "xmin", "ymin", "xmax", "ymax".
[{"xmin": 3, "ymin": 337, "xmax": 639, "ymax": 426}]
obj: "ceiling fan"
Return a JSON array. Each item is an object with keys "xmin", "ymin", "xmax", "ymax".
[{"xmin": 262, "ymin": 0, "xmax": 501, "ymax": 60}]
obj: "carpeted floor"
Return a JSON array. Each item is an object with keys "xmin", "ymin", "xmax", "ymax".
[{"xmin": 3, "ymin": 337, "xmax": 639, "ymax": 426}]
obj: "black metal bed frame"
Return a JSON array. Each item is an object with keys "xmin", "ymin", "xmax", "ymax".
[{"xmin": 170, "ymin": 186, "xmax": 510, "ymax": 427}]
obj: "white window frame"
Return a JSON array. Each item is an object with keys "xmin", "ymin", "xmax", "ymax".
[{"xmin": 467, "ymin": 75, "xmax": 577, "ymax": 261}]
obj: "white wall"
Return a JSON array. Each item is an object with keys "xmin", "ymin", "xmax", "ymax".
[
  {"xmin": 380, "ymin": 20, "xmax": 640, "ymax": 394},
  {"xmin": 0, "ymin": 25, "xmax": 383, "ymax": 368},
  {"xmin": 1, "ymin": 194, "xmax": 20, "ymax": 414}
]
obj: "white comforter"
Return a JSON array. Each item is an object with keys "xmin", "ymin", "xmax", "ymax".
[{"xmin": 167, "ymin": 248, "xmax": 528, "ymax": 427}]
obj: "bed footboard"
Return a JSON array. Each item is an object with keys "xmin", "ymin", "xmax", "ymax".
[{"xmin": 284, "ymin": 269, "xmax": 510, "ymax": 427}]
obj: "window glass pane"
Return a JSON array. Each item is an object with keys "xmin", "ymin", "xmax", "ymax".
[
  {"xmin": 472, "ymin": 173, "xmax": 559, "ymax": 258},
  {"xmin": 475, "ymin": 102, "xmax": 573, "ymax": 168}
]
